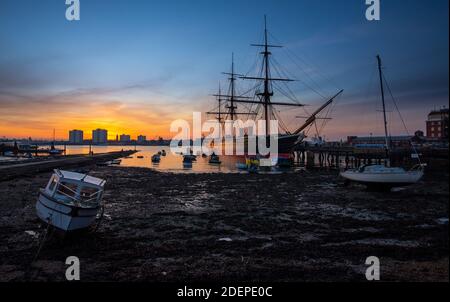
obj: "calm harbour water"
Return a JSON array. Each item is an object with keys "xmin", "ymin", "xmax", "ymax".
[{"xmin": 58, "ymin": 145, "xmax": 247, "ymax": 173}]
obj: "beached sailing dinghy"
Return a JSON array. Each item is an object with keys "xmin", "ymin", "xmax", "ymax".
[
  {"xmin": 36, "ymin": 170, "xmax": 106, "ymax": 232},
  {"xmin": 340, "ymin": 55, "xmax": 424, "ymax": 189},
  {"xmin": 341, "ymin": 164, "xmax": 424, "ymax": 188}
]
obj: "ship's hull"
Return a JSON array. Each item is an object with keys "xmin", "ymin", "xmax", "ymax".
[
  {"xmin": 276, "ymin": 134, "xmax": 304, "ymax": 154},
  {"xmin": 228, "ymin": 133, "xmax": 304, "ymax": 156}
]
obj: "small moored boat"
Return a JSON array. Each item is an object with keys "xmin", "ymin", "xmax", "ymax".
[
  {"xmin": 183, "ymin": 155, "xmax": 194, "ymax": 163},
  {"xmin": 49, "ymin": 149, "xmax": 63, "ymax": 155},
  {"xmin": 110, "ymin": 159, "xmax": 121, "ymax": 165},
  {"xmin": 236, "ymin": 163, "xmax": 248, "ymax": 170},
  {"xmin": 182, "ymin": 155, "xmax": 193, "ymax": 168},
  {"xmin": 246, "ymin": 156, "xmax": 260, "ymax": 173},
  {"xmin": 49, "ymin": 141, "xmax": 63, "ymax": 155},
  {"xmin": 36, "ymin": 170, "xmax": 106, "ymax": 232},
  {"xmin": 151, "ymin": 154, "xmax": 161, "ymax": 163},
  {"xmin": 209, "ymin": 154, "xmax": 221, "ymax": 165},
  {"xmin": 183, "ymin": 154, "xmax": 197, "ymax": 162}
]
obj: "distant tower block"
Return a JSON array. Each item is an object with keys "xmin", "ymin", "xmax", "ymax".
[
  {"xmin": 137, "ymin": 135, "xmax": 147, "ymax": 144},
  {"xmin": 92, "ymin": 129, "xmax": 108, "ymax": 145},
  {"xmin": 69, "ymin": 130, "xmax": 83, "ymax": 144},
  {"xmin": 120, "ymin": 134, "xmax": 131, "ymax": 143}
]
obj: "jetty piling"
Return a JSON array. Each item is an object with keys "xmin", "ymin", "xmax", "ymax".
[{"xmin": 293, "ymin": 145, "xmax": 420, "ymax": 170}]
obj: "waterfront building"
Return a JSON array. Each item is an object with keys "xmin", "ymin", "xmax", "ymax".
[
  {"xmin": 347, "ymin": 136, "xmax": 412, "ymax": 149},
  {"xmin": 120, "ymin": 134, "xmax": 131, "ymax": 143},
  {"xmin": 137, "ymin": 135, "xmax": 147, "ymax": 143},
  {"xmin": 92, "ymin": 129, "xmax": 108, "ymax": 144},
  {"xmin": 426, "ymin": 108, "xmax": 449, "ymax": 139},
  {"xmin": 69, "ymin": 130, "xmax": 83, "ymax": 144}
]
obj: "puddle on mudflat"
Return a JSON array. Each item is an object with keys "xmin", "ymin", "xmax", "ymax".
[{"xmin": 324, "ymin": 239, "xmax": 421, "ymax": 248}]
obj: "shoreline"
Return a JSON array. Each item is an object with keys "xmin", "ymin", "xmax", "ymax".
[
  {"xmin": 0, "ymin": 166, "xmax": 448, "ymax": 282},
  {"xmin": 0, "ymin": 151, "xmax": 136, "ymax": 181}
]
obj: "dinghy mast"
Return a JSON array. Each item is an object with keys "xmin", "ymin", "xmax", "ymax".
[{"xmin": 377, "ymin": 55, "xmax": 391, "ymax": 162}]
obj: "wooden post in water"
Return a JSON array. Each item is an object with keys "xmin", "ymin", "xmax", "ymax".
[{"xmin": 306, "ymin": 151, "xmax": 314, "ymax": 169}]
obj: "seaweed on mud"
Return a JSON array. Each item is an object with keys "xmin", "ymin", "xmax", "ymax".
[{"xmin": 0, "ymin": 166, "xmax": 447, "ymax": 282}]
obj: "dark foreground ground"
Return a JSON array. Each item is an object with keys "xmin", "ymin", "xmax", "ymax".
[{"xmin": 0, "ymin": 166, "xmax": 448, "ymax": 282}]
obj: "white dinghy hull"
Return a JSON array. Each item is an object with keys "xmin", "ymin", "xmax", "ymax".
[{"xmin": 340, "ymin": 165, "xmax": 424, "ymax": 188}]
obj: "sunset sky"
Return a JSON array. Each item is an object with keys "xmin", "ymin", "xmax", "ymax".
[{"xmin": 0, "ymin": 0, "xmax": 448, "ymax": 141}]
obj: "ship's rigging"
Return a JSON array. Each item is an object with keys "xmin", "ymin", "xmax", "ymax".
[
  {"xmin": 207, "ymin": 16, "xmax": 343, "ymax": 145},
  {"xmin": 207, "ymin": 53, "xmax": 256, "ymax": 123}
]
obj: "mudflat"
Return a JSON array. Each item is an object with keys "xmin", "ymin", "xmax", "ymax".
[{"xmin": 0, "ymin": 166, "xmax": 448, "ymax": 281}]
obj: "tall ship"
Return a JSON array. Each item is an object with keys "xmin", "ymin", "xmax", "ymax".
[{"xmin": 207, "ymin": 16, "xmax": 343, "ymax": 157}]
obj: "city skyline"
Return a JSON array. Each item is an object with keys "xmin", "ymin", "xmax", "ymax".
[
  {"xmin": 2, "ymin": 106, "xmax": 447, "ymax": 142},
  {"xmin": 0, "ymin": 0, "xmax": 448, "ymax": 140},
  {"xmin": 1, "ymin": 127, "xmax": 166, "ymax": 142}
]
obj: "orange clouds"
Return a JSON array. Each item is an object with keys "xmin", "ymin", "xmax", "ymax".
[{"xmin": 0, "ymin": 91, "xmax": 199, "ymax": 140}]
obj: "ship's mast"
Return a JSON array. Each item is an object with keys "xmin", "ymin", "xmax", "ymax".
[
  {"xmin": 228, "ymin": 53, "xmax": 237, "ymax": 121},
  {"xmin": 217, "ymin": 83, "xmax": 223, "ymax": 123},
  {"xmin": 212, "ymin": 16, "xmax": 342, "ymax": 138},
  {"xmin": 208, "ymin": 54, "xmax": 256, "ymax": 121},
  {"xmin": 377, "ymin": 55, "xmax": 390, "ymax": 160},
  {"xmin": 206, "ymin": 83, "xmax": 225, "ymax": 124},
  {"xmin": 239, "ymin": 16, "xmax": 304, "ymax": 136},
  {"xmin": 262, "ymin": 16, "xmax": 271, "ymax": 133}
]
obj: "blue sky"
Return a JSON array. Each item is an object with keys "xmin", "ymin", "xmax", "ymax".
[{"xmin": 0, "ymin": 0, "xmax": 448, "ymax": 139}]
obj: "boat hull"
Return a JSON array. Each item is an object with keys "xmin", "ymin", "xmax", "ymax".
[
  {"xmin": 277, "ymin": 134, "xmax": 304, "ymax": 154},
  {"xmin": 36, "ymin": 191, "xmax": 100, "ymax": 232},
  {"xmin": 228, "ymin": 133, "xmax": 304, "ymax": 156},
  {"xmin": 340, "ymin": 170, "xmax": 424, "ymax": 188}
]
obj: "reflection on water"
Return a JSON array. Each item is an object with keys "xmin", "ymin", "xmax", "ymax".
[
  {"xmin": 122, "ymin": 147, "xmax": 244, "ymax": 173},
  {"xmin": 58, "ymin": 145, "xmax": 246, "ymax": 173}
]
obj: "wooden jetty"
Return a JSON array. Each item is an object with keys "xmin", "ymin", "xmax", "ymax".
[
  {"xmin": 292, "ymin": 145, "xmax": 442, "ymax": 170},
  {"xmin": 0, "ymin": 150, "xmax": 136, "ymax": 181}
]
